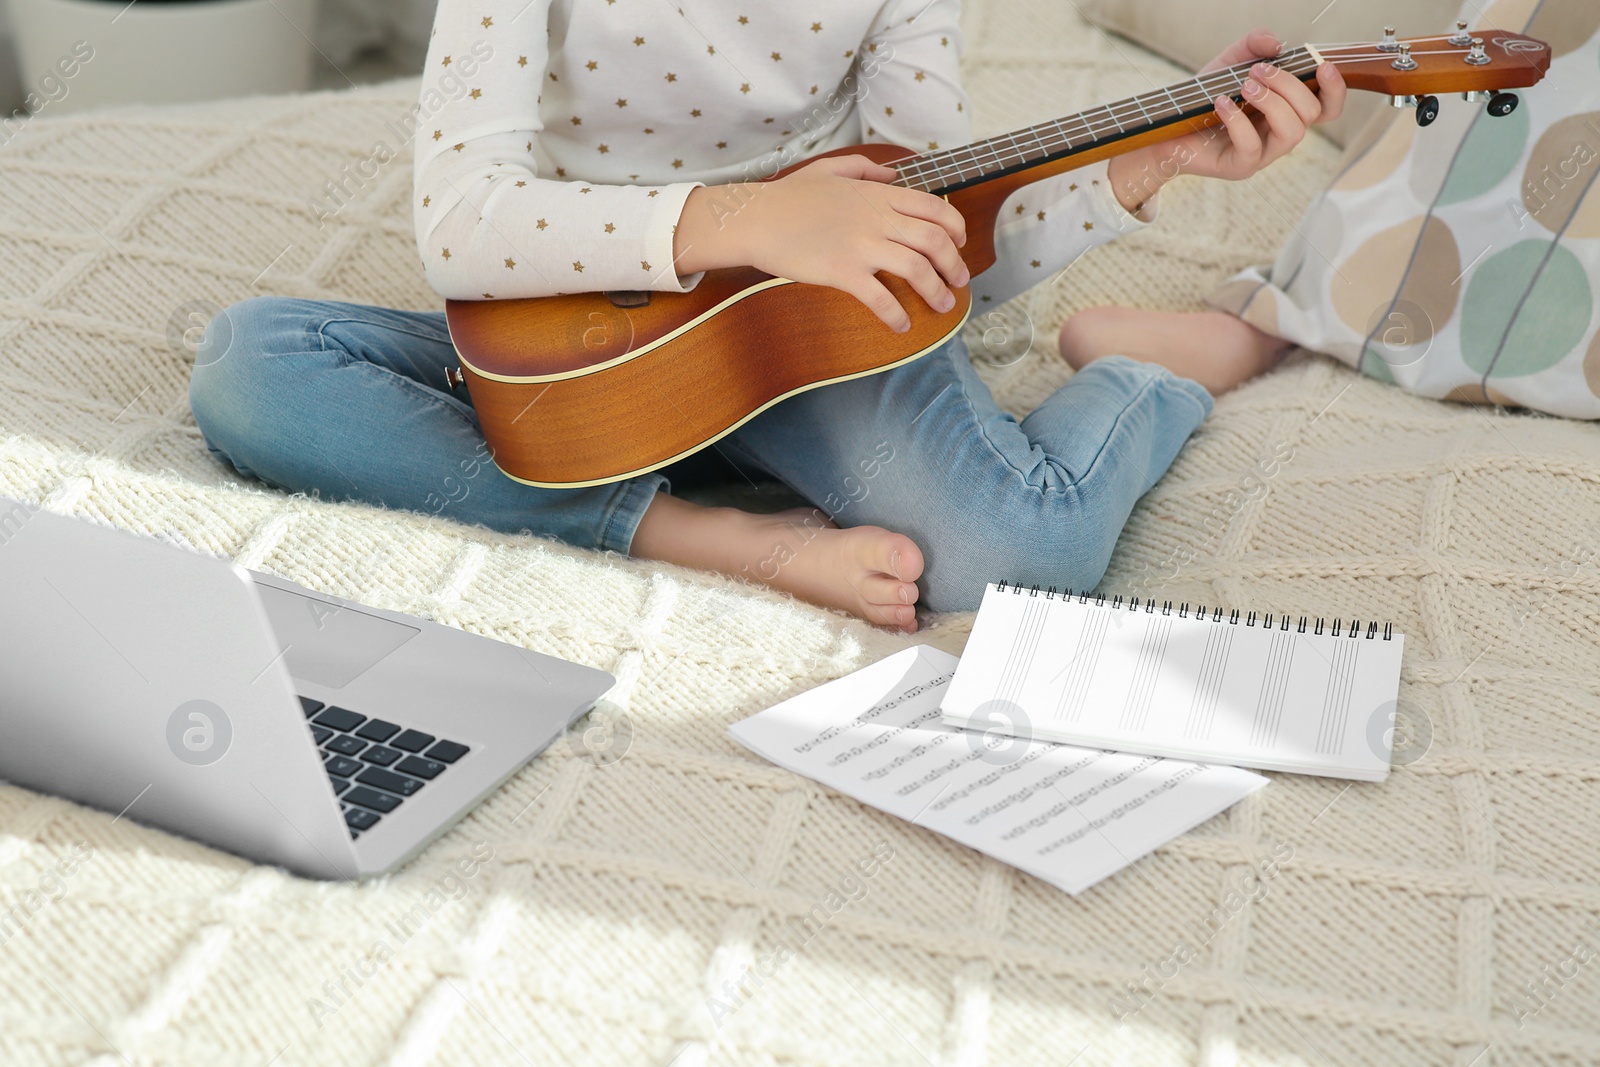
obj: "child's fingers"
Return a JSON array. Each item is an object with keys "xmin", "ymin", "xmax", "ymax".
[
  {"xmin": 888, "ymin": 187, "xmax": 968, "ymax": 248},
  {"xmin": 1200, "ymin": 28, "xmax": 1280, "ymax": 73},
  {"xmin": 811, "ymin": 153, "xmax": 899, "ymax": 184},
  {"xmin": 1244, "ymin": 28, "xmax": 1284, "ymax": 60},
  {"xmin": 1240, "ymin": 77, "xmax": 1303, "ymax": 164},
  {"xmin": 876, "ymin": 243, "xmax": 957, "ymax": 317},
  {"xmin": 1215, "ymin": 95, "xmax": 1264, "ymax": 170},
  {"xmin": 1314, "ymin": 62, "xmax": 1348, "ymax": 124},
  {"xmin": 1256, "ymin": 64, "xmax": 1321, "ymax": 126},
  {"xmin": 840, "ymin": 269, "xmax": 913, "ymax": 332},
  {"xmin": 883, "ymin": 214, "xmax": 968, "ymax": 288}
]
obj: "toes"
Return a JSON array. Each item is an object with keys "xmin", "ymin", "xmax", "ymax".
[
  {"xmin": 859, "ymin": 573, "xmax": 920, "ymax": 607},
  {"xmin": 892, "ymin": 536, "xmax": 926, "ymax": 583},
  {"xmin": 856, "ymin": 528, "xmax": 925, "ymax": 584},
  {"xmin": 841, "ymin": 528, "xmax": 925, "ymax": 632},
  {"xmin": 854, "ymin": 570, "xmax": 920, "ymax": 634},
  {"xmin": 858, "ymin": 600, "xmax": 918, "ymax": 632}
]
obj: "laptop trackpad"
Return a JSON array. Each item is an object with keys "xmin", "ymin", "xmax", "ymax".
[{"xmin": 253, "ymin": 582, "xmax": 420, "ymax": 689}]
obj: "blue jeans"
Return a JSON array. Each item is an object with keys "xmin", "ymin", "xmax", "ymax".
[{"xmin": 188, "ymin": 297, "xmax": 1212, "ymax": 612}]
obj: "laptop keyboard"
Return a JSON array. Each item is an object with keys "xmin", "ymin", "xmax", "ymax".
[{"xmin": 298, "ymin": 696, "xmax": 471, "ymax": 839}]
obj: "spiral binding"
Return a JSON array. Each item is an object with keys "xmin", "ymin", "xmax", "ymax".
[{"xmin": 992, "ymin": 579, "xmax": 1394, "ymax": 640}]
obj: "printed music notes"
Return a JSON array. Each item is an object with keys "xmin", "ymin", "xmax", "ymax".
[{"xmin": 730, "ymin": 646, "xmax": 1265, "ymax": 895}]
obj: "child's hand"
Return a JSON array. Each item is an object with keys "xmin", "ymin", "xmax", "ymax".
[
  {"xmin": 1106, "ymin": 30, "xmax": 1347, "ymax": 212},
  {"xmin": 673, "ymin": 155, "xmax": 969, "ymax": 333}
]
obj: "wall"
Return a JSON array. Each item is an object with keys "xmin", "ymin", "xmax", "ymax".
[{"xmin": 1, "ymin": 0, "xmax": 436, "ymax": 114}]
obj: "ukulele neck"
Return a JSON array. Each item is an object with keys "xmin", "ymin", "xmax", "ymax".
[{"xmin": 889, "ymin": 47, "xmax": 1319, "ymax": 196}]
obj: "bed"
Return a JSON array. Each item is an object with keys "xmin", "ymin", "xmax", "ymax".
[{"xmin": 1, "ymin": 0, "xmax": 1597, "ymax": 1063}]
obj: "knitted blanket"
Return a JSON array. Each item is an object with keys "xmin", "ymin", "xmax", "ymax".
[{"xmin": 2, "ymin": 2, "xmax": 1598, "ymax": 1064}]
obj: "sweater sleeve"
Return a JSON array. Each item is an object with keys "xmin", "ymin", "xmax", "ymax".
[
  {"xmin": 971, "ymin": 160, "xmax": 1159, "ymax": 309},
  {"xmin": 412, "ymin": 1, "xmax": 706, "ymax": 300},
  {"xmin": 856, "ymin": 0, "xmax": 1157, "ymax": 309}
]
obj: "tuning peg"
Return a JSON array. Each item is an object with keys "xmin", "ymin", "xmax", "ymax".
[
  {"xmin": 1466, "ymin": 38, "xmax": 1490, "ymax": 65},
  {"xmin": 1449, "ymin": 20, "xmax": 1474, "ymax": 47},
  {"xmin": 1377, "ymin": 26, "xmax": 1401, "ymax": 52},
  {"xmin": 1488, "ymin": 92, "xmax": 1520, "ymax": 117},
  {"xmin": 1462, "ymin": 90, "xmax": 1492, "ymax": 102},
  {"xmin": 1390, "ymin": 93, "xmax": 1440, "ymax": 126},
  {"xmin": 1392, "ymin": 42, "xmax": 1418, "ymax": 71}
]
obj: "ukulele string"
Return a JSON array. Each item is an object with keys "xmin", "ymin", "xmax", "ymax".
[
  {"xmin": 1297, "ymin": 33, "xmax": 1479, "ymax": 47},
  {"xmin": 890, "ymin": 39, "xmax": 1492, "ymax": 186},
  {"xmin": 890, "ymin": 41, "xmax": 1481, "ymax": 190},
  {"xmin": 890, "ymin": 51, "xmax": 1325, "ymax": 189},
  {"xmin": 890, "ymin": 50, "xmax": 1325, "ymax": 187}
]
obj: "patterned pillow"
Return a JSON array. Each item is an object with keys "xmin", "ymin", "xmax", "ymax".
[{"xmin": 1208, "ymin": 0, "xmax": 1600, "ymax": 419}]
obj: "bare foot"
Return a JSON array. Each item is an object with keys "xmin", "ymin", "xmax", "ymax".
[
  {"xmin": 629, "ymin": 494, "xmax": 926, "ymax": 632},
  {"xmin": 1058, "ymin": 307, "xmax": 1291, "ymax": 396}
]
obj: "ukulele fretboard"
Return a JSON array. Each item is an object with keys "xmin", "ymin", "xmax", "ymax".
[{"xmin": 889, "ymin": 47, "xmax": 1319, "ymax": 195}]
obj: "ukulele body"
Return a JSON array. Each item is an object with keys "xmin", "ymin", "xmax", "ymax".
[
  {"xmin": 448, "ymin": 142, "xmax": 978, "ymax": 489},
  {"xmin": 444, "ymin": 128, "xmax": 1197, "ymax": 490}
]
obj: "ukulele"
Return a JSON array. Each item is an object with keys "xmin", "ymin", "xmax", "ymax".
[{"xmin": 445, "ymin": 27, "xmax": 1550, "ymax": 488}]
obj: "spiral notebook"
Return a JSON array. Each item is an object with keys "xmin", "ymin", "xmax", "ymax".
[{"xmin": 941, "ymin": 582, "xmax": 1407, "ymax": 782}]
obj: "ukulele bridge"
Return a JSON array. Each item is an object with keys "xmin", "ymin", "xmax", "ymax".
[{"xmin": 606, "ymin": 290, "xmax": 651, "ymax": 308}]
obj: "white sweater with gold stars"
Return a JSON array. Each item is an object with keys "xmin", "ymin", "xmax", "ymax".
[{"xmin": 414, "ymin": 0, "xmax": 1151, "ymax": 307}]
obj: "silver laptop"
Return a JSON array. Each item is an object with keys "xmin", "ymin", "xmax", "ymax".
[{"xmin": 0, "ymin": 497, "xmax": 614, "ymax": 879}]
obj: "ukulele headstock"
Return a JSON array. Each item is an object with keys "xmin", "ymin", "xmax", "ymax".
[{"xmin": 1314, "ymin": 24, "xmax": 1551, "ymax": 127}]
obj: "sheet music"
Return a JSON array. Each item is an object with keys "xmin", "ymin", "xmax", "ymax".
[
  {"xmin": 729, "ymin": 646, "xmax": 1266, "ymax": 896},
  {"xmin": 941, "ymin": 585, "xmax": 1407, "ymax": 781}
]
